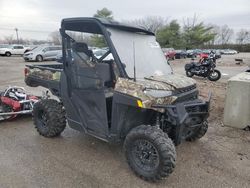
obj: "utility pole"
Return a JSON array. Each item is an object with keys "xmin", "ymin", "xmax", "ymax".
[{"xmin": 15, "ymin": 28, "xmax": 19, "ymax": 44}]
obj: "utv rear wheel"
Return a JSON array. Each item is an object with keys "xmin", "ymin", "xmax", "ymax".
[
  {"xmin": 124, "ymin": 125, "xmax": 176, "ymax": 182},
  {"xmin": 186, "ymin": 71, "xmax": 194, "ymax": 77},
  {"xmin": 33, "ymin": 99, "xmax": 66, "ymax": 137},
  {"xmin": 186, "ymin": 121, "xmax": 208, "ymax": 141}
]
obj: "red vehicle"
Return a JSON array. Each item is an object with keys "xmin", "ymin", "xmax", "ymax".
[
  {"xmin": 199, "ymin": 53, "xmax": 209, "ymax": 63},
  {"xmin": 162, "ymin": 48, "xmax": 176, "ymax": 60},
  {"xmin": 0, "ymin": 86, "xmax": 40, "ymax": 121}
]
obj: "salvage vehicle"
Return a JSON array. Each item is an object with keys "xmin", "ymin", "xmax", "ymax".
[
  {"xmin": 23, "ymin": 45, "xmax": 62, "ymax": 62},
  {"xmin": 0, "ymin": 86, "xmax": 39, "ymax": 121},
  {"xmin": 24, "ymin": 17, "xmax": 211, "ymax": 182}
]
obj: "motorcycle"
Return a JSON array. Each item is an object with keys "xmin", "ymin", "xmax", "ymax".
[
  {"xmin": 0, "ymin": 86, "xmax": 40, "ymax": 121},
  {"xmin": 185, "ymin": 52, "xmax": 221, "ymax": 81}
]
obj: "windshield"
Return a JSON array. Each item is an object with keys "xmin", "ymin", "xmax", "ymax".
[
  {"xmin": 108, "ymin": 27, "xmax": 172, "ymax": 78},
  {"xmin": 32, "ymin": 46, "xmax": 47, "ymax": 52}
]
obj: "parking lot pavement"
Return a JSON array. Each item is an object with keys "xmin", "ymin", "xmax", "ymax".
[{"xmin": 0, "ymin": 56, "xmax": 250, "ymax": 188}]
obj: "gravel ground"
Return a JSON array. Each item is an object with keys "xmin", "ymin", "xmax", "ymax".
[{"xmin": 0, "ymin": 54, "xmax": 249, "ymax": 188}]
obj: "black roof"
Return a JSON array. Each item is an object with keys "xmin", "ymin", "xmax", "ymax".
[{"xmin": 61, "ymin": 17, "xmax": 154, "ymax": 35}]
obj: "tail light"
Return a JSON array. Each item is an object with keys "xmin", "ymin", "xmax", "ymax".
[{"xmin": 24, "ymin": 68, "xmax": 29, "ymax": 77}]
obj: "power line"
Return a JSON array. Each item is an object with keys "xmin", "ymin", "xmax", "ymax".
[{"xmin": 0, "ymin": 27, "xmax": 54, "ymax": 33}]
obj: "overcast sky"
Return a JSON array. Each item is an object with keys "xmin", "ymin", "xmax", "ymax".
[{"xmin": 0, "ymin": 0, "xmax": 249, "ymax": 40}]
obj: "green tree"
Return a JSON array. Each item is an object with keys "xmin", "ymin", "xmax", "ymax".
[
  {"xmin": 94, "ymin": 8, "xmax": 113, "ymax": 20},
  {"xmin": 156, "ymin": 20, "xmax": 183, "ymax": 48},
  {"xmin": 182, "ymin": 17, "xmax": 216, "ymax": 49},
  {"xmin": 91, "ymin": 8, "xmax": 113, "ymax": 47}
]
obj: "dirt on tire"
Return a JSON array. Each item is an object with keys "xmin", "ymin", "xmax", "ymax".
[
  {"xmin": 124, "ymin": 125, "xmax": 176, "ymax": 182},
  {"xmin": 33, "ymin": 99, "xmax": 66, "ymax": 137}
]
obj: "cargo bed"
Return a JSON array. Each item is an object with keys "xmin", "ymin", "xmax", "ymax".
[{"xmin": 25, "ymin": 63, "xmax": 63, "ymax": 96}]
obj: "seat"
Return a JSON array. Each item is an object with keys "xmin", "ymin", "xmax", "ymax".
[
  {"xmin": 72, "ymin": 42, "xmax": 94, "ymax": 64},
  {"xmin": 95, "ymin": 63, "xmax": 112, "ymax": 86}
]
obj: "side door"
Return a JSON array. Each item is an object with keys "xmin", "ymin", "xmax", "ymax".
[
  {"xmin": 50, "ymin": 46, "xmax": 61, "ymax": 59},
  {"xmin": 11, "ymin": 46, "xmax": 18, "ymax": 54},
  {"xmin": 61, "ymin": 41, "xmax": 109, "ymax": 139},
  {"xmin": 17, "ymin": 46, "xmax": 25, "ymax": 54},
  {"xmin": 42, "ymin": 47, "xmax": 53, "ymax": 60},
  {"xmin": 13, "ymin": 46, "xmax": 24, "ymax": 54}
]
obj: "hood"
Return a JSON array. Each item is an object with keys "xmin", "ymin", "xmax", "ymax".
[
  {"xmin": 143, "ymin": 74, "xmax": 196, "ymax": 90},
  {"xmin": 114, "ymin": 74, "xmax": 196, "ymax": 110}
]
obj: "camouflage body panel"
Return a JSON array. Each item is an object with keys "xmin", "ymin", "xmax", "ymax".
[
  {"xmin": 115, "ymin": 74, "xmax": 196, "ymax": 110},
  {"xmin": 144, "ymin": 74, "xmax": 196, "ymax": 89},
  {"xmin": 28, "ymin": 68, "xmax": 61, "ymax": 81}
]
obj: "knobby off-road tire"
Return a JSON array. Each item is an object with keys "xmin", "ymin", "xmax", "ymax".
[
  {"xmin": 124, "ymin": 125, "xmax": 176, "ymax": 182},
  {"xmin": 33, "ymin": 99, "xmax": 66, "ymax": 137},
  {"xmin": 24, "ymin": 76, "xmax": 39, "ymax": 87},
  {"xmin": 186, "ymin": 121, "xmax": 208, "ymax": 142}
]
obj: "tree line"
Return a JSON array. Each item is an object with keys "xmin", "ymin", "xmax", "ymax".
[{"xmin": 1, "ymin": 8, "xmax": 250, "ymax": 51}]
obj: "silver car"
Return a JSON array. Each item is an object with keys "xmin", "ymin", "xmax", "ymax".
[{"xmin": 23, "ymin": 46, "xmax": 62, "ymax": 62}]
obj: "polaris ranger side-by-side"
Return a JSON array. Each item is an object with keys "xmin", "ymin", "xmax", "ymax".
[{"xmin": 25, "ymin": 17, "xmax": 211, "ymax": 182}]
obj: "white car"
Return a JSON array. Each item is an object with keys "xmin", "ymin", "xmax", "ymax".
[
  {"xmin": 222, "ymin": 49, "xmax": 238, "ymax": 55},
  {"xmin": 0, "ymin": 45, "xmax": 30, "ymax": 56},
  {"xmin": 23, "ymin": 46, "xmax": 62, "ymax": 62},
  {"xmin": 93, "ymin": 48, "xmax": 113, "ymax": 61}
]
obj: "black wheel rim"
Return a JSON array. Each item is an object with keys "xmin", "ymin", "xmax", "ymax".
[{"xmin": 131, "ymin": 139, "xmax": 159, "ymax": 172}]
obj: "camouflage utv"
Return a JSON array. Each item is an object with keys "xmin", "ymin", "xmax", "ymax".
[{"xmin": 25, "ymin": 17, "xmax": 211, "ymax": 182}]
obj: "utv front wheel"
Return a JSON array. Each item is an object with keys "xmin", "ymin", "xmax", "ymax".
[
  {"xmin": 186, "ymin": 121, "xmax": 208, "ymax": 141},
  {"xmin": 124, "ymin": 125, "xmax": 176, "ymax": 182},
  {"xmin": 33, "ymin": 99, "xmax": 66, "ymax": 137}
]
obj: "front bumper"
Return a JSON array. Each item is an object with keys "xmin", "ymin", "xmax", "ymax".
[
  {"xmin": 23, "ymin": 56, "xmax": 34, "ymax": 61},
  {"xmin": 153, "ymin": 92, "xmax": 211, "ymax": 145}
]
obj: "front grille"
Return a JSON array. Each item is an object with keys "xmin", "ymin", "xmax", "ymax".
[
  {"xmin": 174, "ymin": 84, "xmax": 198, "ymax": 103},
  {"xmin": 174, "ymin": 84, "xmax": 197, "ymax": 94},
  {"xmin": 186, "ymin": 105, "xmax": 200, "ymax": 113}
]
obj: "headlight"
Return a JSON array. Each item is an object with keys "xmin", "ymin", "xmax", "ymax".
[
  {"xmin": 143, "ymin": 89, "xmax": 173, "ymax": 98},
  {"xmin": 27, "ymin": 53, "xmax": 33, "ymax": 56}
]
